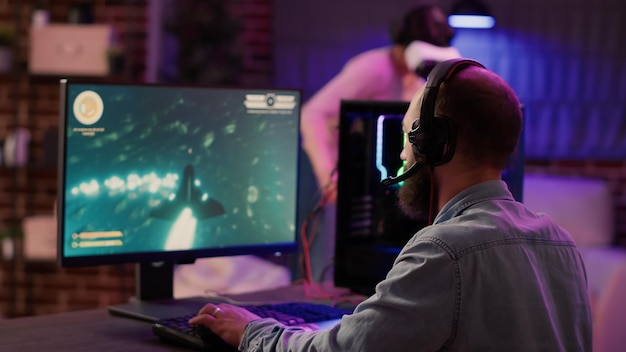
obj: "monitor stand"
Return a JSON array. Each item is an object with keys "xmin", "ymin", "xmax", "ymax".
[{"xmin": 107, "ymin": 261, "xmax": 216, "ymax": 322}]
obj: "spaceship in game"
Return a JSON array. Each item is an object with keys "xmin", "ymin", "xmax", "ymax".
[{"xmin": 150, "ymin": 164, "xmax": 225, "ymax": 220}]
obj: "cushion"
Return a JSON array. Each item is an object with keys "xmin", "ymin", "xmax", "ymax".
[{"xmin": 522, "ymin": 174, "xmax": 614, "ymax": 247}]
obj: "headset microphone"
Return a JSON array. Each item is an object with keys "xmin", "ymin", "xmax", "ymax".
[{"xmin": 381, "ymin": 161, "xmax": 424, "ymax": 186}]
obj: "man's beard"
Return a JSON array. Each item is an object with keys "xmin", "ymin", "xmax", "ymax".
[{"xmin": 397, "ymin": 162, "xmax": 432, "ymax": 219}]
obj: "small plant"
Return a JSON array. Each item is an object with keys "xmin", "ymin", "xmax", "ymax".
[
  {"xmin": 0, "ymin": 26, "xmax": 15, "ymax": 47},
  {"xmin": 0, "ymin": 224, "xmax": 23, "ymax": 240}
]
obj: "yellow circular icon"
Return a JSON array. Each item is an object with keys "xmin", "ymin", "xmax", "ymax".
[{"xmin": 73, "ymin": 90, "xmax": 104, "ymax": 125}]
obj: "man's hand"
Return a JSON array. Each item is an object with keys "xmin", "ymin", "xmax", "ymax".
[{"xmin": 189, "ymin": 303, "xmax": 262, "ymax": 348}]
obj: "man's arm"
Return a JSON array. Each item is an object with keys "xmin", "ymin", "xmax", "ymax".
[{"xmin": 238, "ymin": 238, "xmax": 457, "ymax": 351}]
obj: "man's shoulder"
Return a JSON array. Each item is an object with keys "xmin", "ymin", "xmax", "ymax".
[
  {"xmin": 413, "ymin": 204, "xmax": 578, "ymax": 259},
  {"xmin": 410, "ymin": 222, "xmax": 474, "ymax": 254}
]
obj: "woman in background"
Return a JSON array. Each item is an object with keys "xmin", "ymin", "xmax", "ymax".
[{"xmin": 300, "ymin": 3, "xmax": 460, "ymax": 282}]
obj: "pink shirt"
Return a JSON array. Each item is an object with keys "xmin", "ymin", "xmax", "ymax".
[{"xmin": 301, "ymin": 47, "xmax": 423, "ymax": 189}]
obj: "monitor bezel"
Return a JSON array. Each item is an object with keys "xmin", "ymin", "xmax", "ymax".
[{"xmin": 57, "ymin": 79, "xmax": 301, "ymax": 268}]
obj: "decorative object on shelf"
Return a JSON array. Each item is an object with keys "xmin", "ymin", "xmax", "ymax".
[
  {"xmin": 67, "ymin": 1, "xmax": 95, "ymax": 24},
  {"xmin": 23, "ymin": 215, "xmax": 57, "ymax": 260},
  {"xmin": 31, "ymin": 3, "xmax": 50, "ymax": 28},
  {"xmin": 107, "ymin": 26, "xmax": 126, "ymax": 76},
  {"xmin": 29, "ymin": 24, "xmax": 112, "ymax": 76},
  {"xmin": 3, "ymin": 128, "xmax": 30, "ymax": 167},
  {"xmin": 0, "ymin": 220, "xmax": 23, "ymax": 260},
  {"xmin": 448, "ymin": 0, "xmax": 496, "ymax": 29},
  {"xmin": 0, "ymin": 26, "xmax": 14, "ymax": 74}
]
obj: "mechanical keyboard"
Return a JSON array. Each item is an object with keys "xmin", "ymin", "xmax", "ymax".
[{"xmin": 152, "ymin": 301, "xmax": 352, "ymax": 351}]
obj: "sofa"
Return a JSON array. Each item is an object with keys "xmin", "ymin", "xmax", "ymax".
[{"xmin": 523, "ymin": 173, "xmax": 626, "ymax": 352}]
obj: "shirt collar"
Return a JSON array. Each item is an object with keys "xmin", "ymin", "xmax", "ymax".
[{"xmin": 433, "ymin": 180, "xmax": 515, "ymax": 224}]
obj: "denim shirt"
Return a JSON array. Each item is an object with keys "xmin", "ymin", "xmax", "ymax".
[{"xmin": 240, "ymin": 180, "xmax": 593, "ymax": 352}]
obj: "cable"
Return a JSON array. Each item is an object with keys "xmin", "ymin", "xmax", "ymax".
[
  {"xmin": 299, "ymin": 199, "xmax": 333, "ymax": 299},
  {"xmin": 296, "ymin": 166, "xmax": 342, "ymax": 300},
  {"xmin": 298, "ymin": 166, "xmax": 336, "ymax": 276}
]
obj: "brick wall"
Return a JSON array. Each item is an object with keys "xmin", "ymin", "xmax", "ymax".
[
  {"xmin": 0, "ymin": 0, "xmax": 150, "ymax": 319},
  {"xmin": 231, "ymin": 0, "xmax": 273, "ymax": 87},
  {"xmin": 1, "ymin": 253, "xmax": 136, "ymax": 317},
  {"xmin": 0, "ymin": 0, "xmax": 274, "ymax": 318}
]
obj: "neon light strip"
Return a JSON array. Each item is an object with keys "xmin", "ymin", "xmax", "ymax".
[
  {"xmin": 448, "ymin": 15, "xmax": 495, "ymax": 29},
  {"xmin": 376, "ymin": 115, "xmax": 387, "ymax": 181}
]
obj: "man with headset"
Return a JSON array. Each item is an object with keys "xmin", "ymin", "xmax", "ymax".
[{"xmin": 190, "ymin": 59, "xmax": 593, "ymax": 351}]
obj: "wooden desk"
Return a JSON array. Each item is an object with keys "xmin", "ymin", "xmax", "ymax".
[
  {"xmin": 1, "ymin": 309, "xmax": 189, "ymax": 351},
  {"xmin": 0, "ymin": 283, "xmax": 357, "ymax": 351}
]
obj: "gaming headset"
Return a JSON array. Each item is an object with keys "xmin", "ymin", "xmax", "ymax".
[{"xmin": 382, "ymin": 58, "xmax": 485, "ymax": 186}]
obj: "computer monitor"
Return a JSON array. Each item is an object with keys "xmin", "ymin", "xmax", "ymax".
[
  {"xmin": 57, "ymin": 80, "xmax": 301, "ymax": 319},
  {"xmin": 334, "ymin": 100, "xmax": 525, "ymax": 295}
]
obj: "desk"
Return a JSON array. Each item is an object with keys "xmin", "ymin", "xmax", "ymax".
[
  {"xmin": 1, "ymin": 309, "xmax": 187, "ymax": 351},
  {"xmin": 0, "ymin": 283, "xmax": 357, "ymax": 351}
]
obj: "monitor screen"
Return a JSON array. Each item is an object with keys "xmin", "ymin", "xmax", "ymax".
[
  {"xmin": 334, "ymin": 100, "xmax": 525, "ymax": 295},
  {"xmin": 57, "ymin": 80, "xmax": 301, "ymax": 278}
]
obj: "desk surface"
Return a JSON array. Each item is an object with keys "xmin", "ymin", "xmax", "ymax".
[
  {"xmin": 1, "ymin": 309, "xmax": 188, "ymax": 351},
  {"xmin": 0, "ymin": 283, "xmax": 357, "ymax": 351}
]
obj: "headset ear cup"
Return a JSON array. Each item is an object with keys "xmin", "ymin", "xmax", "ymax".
[
  {"xmin": 419, "ymin": 58, "xmax": 483, "ymax": 166},
  {"xmin": 431, "ymin": 116, "xmax": 456, "ymax": 165}
]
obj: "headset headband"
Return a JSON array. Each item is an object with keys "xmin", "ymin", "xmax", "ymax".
[{"xmin": 414, "ymin": 58, "xmax": 485, "ymax": 166}]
